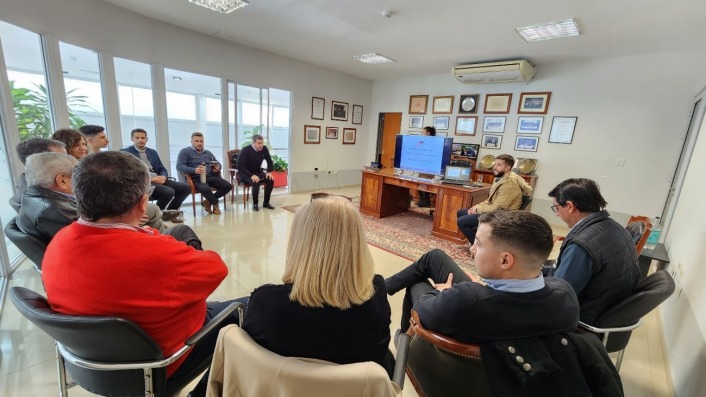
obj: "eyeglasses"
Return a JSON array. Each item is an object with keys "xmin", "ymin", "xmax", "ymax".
[
  {"xmin": 550, "ymin": 204, "xmax": 565, "ymax": 213},
  {"xmin": 148, "ymin": 185, "xmax": 156, "ymax": 196}
]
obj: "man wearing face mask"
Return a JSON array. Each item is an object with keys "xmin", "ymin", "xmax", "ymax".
[{"xmin": 237, "ymin": 134, "xmax": 275, "ymax": 212}]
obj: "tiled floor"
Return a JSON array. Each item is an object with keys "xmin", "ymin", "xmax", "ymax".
[{"xmin": 0, "ymin": 186, "xmax": 672, "ymax": 396}]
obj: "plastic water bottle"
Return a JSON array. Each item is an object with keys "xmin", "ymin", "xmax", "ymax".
[
  {"xmin": 644, "ymin": 216, "xmax": 661, "ymax": 250},
  {"xmin": 200, "ymin": 162, "xmax": 207, "ymax": 184}
]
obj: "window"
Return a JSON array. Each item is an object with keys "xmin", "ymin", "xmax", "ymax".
[
  {"xmin": 59, "ymin": 41, "xmax": 107, "ymax": 136},
  {"xmin": 115, "ymin": 57, "xmax": 156, "ymax": 148}
]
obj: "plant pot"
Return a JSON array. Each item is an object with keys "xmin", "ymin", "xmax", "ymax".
[{"xmin": 272, "ymin": 171, "xmax": 288, "ymax": 188}]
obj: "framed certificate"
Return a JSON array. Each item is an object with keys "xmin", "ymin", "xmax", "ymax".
[
  {"xmin": 352, "ymin": 105, "xmax": 363, "ymax": 125},
  {"xmin": 549, "ymin": 116, "xmax": 578, "ymax": 144},
  {"xmin": 311, "ymin": 97, "xmax": 324, "ymax": 120}
]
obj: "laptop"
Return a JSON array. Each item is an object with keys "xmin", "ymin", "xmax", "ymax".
[{"xmin": 442, "ymin": 166, "xmax": 471, "ymax": 185}]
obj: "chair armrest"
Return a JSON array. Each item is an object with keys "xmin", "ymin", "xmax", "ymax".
[
  {"xmin": 392, "ymin": 333, "xmax": 410, "ymax": 389},
  {"xmin": 185, "ymin": 302, "xmax": 244, "ymax": 346},
  {"xmin": 578, "ymin": 319, "xmax": 642, "ymax": 335},
  {"xmin": 408, "ymin": 310, "xmax": 481, "ymax": 357}
]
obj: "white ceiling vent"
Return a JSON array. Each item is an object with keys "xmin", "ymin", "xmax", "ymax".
[{"xmin": 453, "ymin": 60, "xmax": 536, "ymax": 84}]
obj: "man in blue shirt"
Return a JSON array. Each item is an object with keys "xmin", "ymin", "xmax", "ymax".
[
  {"xmin": 176, "ymin": 132, "xmax": 232, "ymax": 215},
  {"xmin": 548, "ymin": 178, "xmax": 640, "ymax": 323}
]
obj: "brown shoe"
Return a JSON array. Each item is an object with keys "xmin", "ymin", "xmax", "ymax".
[
  {"xmin": 171, "ymin": 211, "xmax": 185, "ymax": 223},
  {"xmin": 201, "ymin": 200, "xmax": 213, "ymax": 213},
  {"xmin": 212, "ymin": 203, "xmax": 221, "ymax": 215}
]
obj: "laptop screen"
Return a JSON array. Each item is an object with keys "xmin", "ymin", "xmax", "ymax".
[{"xmin": 444, "ymin": 166, "xmax": 471, "ymax": 182}]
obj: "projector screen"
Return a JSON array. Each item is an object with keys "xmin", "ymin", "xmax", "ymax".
[{"xmin": 393, "ymin": 135, "xmax": 453, "ymax": 175}]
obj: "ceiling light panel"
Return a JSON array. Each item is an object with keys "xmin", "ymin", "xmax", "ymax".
[
  {"xmin": 188, "ymin": 0, "xmax": 249, "ymax": 14},
  {"xmin": 516, "ymin": 18, "xmax": 580, "ymax": 42},
  {"xmin": 353, "ymin": 53, "xmax": 396, "ymax": 65}
]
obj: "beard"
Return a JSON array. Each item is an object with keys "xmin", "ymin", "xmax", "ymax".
[{"xmin": 494, "ymin": 170, "xmax": 506, "ymax": 178}]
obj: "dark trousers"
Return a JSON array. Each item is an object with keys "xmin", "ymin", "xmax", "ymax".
[
  {"xmin": 385, "ymin": 249, "xmax": 472, "ymax": 331},
  {"xmin": 151, "ymin": 179, "xmax": 191, "ymax": 210},
  {"xmin": 163, "ymin": 224, "xmax": 202, "ymax": 250},
  {"xmin": 241, "ymin": 173, "xmax": 274, "ymax": 205},
  {"xmin": 192, "ymin": 176, "xmax": 232, "ymax": 204},
  {"xmin": 456, "ymin": 209, "xmax": 481, "ymax": 244},
  {"xmin": 167, "ymin": 297, "xmax": 249, "ymax": 397}
]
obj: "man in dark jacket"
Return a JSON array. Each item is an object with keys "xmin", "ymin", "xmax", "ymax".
[
  {"xmin": 236, "ymin": 134, "xmax": 274, "ymax": 211},
  {"xmin": 548, "ymin": 178, "xmax": 640, "ymax": 324},
  {"xmin": 9, "ymin": 137, "xmax": 67, "ymax": 213}
]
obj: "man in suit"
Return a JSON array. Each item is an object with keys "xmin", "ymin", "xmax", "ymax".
[
  {"xmin": 122, "ymin": 128, "xmax": 190, "ymax": 221},
  {"xmin": 456, "ymin": 154, "xmax": 532, "ymax": 244},
  {"xmin": 236, "ymin": 134, "xmax": 275, "ymax": 211}
]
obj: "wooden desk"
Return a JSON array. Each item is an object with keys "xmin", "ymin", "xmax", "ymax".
[{"xmin": 360, "ymin": 169, "xmax": 490, "ymax": 244}]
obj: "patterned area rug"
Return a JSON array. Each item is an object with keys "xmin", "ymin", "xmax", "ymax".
[{"xmin": 282, "ymin": 197, "xmax": 476, "ymax": 273}]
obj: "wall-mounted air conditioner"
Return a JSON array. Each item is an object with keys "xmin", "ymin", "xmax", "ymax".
[{"xmin": 453, "ymin": 59, "xmax": 536, "ymax": 84}]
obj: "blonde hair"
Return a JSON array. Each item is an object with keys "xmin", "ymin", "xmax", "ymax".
[{"xmin": 283, "ymin": 196, "xmax": 375, "ymax": 309}]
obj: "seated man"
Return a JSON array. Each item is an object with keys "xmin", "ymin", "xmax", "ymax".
[
  {"xmin": 176, "ymin": 132, "xmax": 232, "ymax": 215},
  {"xmin": 548, "ymin": 178, "xmax": 640, "ymax": 324},
  {"xmin": 42, "ymin": 151, "xmax": 247, "ymax": 397},
  {"xmin": 456, "ymin": 154, "xmax": 532, "ymax": 244},
  {"xmin": 10, "ymin": 137, "xmax": 67, "ymax": 213},
  {"xmin": 236, "ymin": 134, "xmax": 275, "ymax": 211},
  {"xmin": 79, "ymin": 124, "xmax": 110, "ymax": 154},
  {"xmin": 386, "ymin": 210, "xmax": 579, "ymax": 342},
  {"xmin": 122, "ymin": 128, "xmax": 190, "ymax": 221}
]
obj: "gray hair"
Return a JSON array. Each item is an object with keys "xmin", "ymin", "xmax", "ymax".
[
  {"xmin": 73, "ymin": 151, "xmax": 151, "ymax": 221},
  {"xmin": 16, "ymin": 138, "xmax": 66, "ymax": 164},
  {"xmin": 25, "ymin": 152, "xmax": 78, "ymax": 189}
]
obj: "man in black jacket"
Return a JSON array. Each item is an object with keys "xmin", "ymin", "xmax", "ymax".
[{"xmin": 236, "ymin": 134, "xmax": 275, "ymax": 211}]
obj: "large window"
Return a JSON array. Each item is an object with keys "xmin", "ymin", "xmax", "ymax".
[
  {"xmin": 115, "ymin": 57, "xmax": 156, "ymax": 148},
  {"xmin": 237, "ymin": 85, "xmax": 290, "ymax": 169}
]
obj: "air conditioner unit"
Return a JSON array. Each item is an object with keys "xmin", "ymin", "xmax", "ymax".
[{"xmin": 453, "ymin": 60, "xmax": 536, "ymax": 84}]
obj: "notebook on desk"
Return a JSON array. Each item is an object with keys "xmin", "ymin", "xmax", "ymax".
[{"xmin": 442, "ymin": 166, "xmax": 471, "ymax": 185}]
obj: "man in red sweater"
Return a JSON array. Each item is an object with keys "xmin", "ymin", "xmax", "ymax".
[{"xmin": 42, "ymin": 151, "xmax": 247, "ymax": 397}]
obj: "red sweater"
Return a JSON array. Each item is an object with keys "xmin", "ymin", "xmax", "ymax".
[{"xmin": 42, "ymin": 223, "xmax": 227, "ymax": 376}]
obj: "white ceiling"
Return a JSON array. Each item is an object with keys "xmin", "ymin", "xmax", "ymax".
[{"xmin": 101, "ymin": 0, "xmax": 706, "ymax": 81}]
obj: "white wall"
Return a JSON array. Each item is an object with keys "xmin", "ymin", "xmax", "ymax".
[
  {"xmin": 369, "ymin": 52, "xmax": 706, "ymax": 225},
  {"xmin": 0, "ymin": 0, "xmax": 374, "ymax": 191}
]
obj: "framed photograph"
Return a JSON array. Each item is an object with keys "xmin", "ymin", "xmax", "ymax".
[
  {"xmin": 331, "ymin": 101, "xmax": 349, "ymax": 121},
  {"xmin": 455, "ymin": 116, "xmax": 477, "ymax": 136},
  {"xmin": 352, "ymin": 104, "xmax": 363, "ymax": 125},
  {"xmin": 518, "ymin": 92, "xmax": 552, "ymax": 114},
  {"xmin": 459, "ymin": 143, "xmax": 480, "ymax": 159},
  {"xmin": 458, "ymin": 94, "xmax": 480, "ymax": 114},
  {"xmin": 484, "ymin": 93, "xmax": 512, "ymax": 114},
  {"xmin": 433, "ymin": 116, "xmax": 450, "ymax": 130},
  {"xmin": 342, "ymin": 128, "xmax": 356, "ymax": 144},
  {"xmin": 409, "ymin": 116, "xmax": 424, "ymax": 128},
  {"xmin": 481, "ymin": 134, "xmax": 503, "ymax": 149},
  {"xmin": 436, "ymin": 132, "xmax": 448, "ymax": 137},
  {"xmin": 409, "ymin": 95, "xmax": 428, "ymax": 114},
  {"xmin": 515, "ymin": 136, "xmax": 540, "ymax": 152},
  {"xmin": 482, "ymin": 116, "xmax": 506, "ymax": 133},
  {"xmin": 304, "ymin": 125, "xmax": 321, "ymax": 144},
  {"xmin": 517, "ymin": 116, "xmax": 544, "ymax": 134},
  {"xmin": 325, "ymin": 127, "xmax": 338, "ymax": 139},
  {"xmin": 432, "ymin": 96, "xmax": 454, "ymax": 114},
  {"xmin": 311, "ymin": 97, "xmax": 325, "ymax": 120},
  {"xmin": 549, "ymin": 116, "xmax": 578, "ymax": 144},
  {"xmin": 408, "ymin": 131, "xmax": 421, "ymax": 135}
]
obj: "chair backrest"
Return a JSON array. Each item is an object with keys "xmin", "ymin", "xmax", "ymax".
[
  {"xmin": 227, "ymin": 149, "xmax": 240, "ymax": 170},
  {"xmin": 9, "ymin": 286, "xmax": 168, "ymax": 395},
  {"xmin": 592, "ymin": 270, "xmax": 675, "ymax": 351},
  {"xmin": 4, "ymin": 217, "xmax": 47, "ymax": 271},
  {"xmin": 207, "ymin": 324, "xmax": 400, "ymax": 397},
  {"xmin": 626, "ymin": 215, "xmax": 653, "ymax": 254},
  {"xmin": 519, "ymin": 194, "xmax": 533, "ymax": 211},
  {"xmin": 405, "ymin": 310, "xmax": 492, "ymax": 397}
]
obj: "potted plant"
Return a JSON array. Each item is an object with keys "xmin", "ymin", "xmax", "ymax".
[{"xmin": 271, "ymin": 155, "xmax": 288, "ymax": 188}]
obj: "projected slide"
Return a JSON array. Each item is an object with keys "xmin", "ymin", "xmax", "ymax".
[{"xmin": 398, "ymin": 135, "xmax": 446, "ymax": 174}]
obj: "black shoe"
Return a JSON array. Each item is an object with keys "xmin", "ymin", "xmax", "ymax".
[
  {"xmin": 252, "ymin": 204, "xmax": 259, "ymax": 211},
  {"xmin": 263, "ymin": 203, "xmax": 275, "ymax": 210}
]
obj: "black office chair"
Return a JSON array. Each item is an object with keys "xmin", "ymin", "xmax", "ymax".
[
  {"xmin": 579, "ymin": 270, "xmax": 675, "ymax": 371},
  {"xmin": 519, "ymin": 194, "xmax": 533, "ymax": 211},
  {"xmin": 9, "ymin": 286, "xmax": 243, "ymax": 397},
  {"xmin": 4, "ymin": 217, "xmax": 47, "ymax": 273}
]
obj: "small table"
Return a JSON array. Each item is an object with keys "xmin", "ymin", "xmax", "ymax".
[{"xmin": 638, "ymin": 243, "xmax": 670, "ymax": 278}]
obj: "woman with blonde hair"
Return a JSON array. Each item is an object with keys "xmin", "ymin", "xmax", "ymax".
[{"xmin": 242, "ymin": 195, "xmax": 394, "ymax": 375}]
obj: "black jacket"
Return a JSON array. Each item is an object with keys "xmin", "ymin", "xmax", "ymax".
[
  {"xmin": 17, "ymin": 185, "xmax": 77, "ymax": 245},
  {"xmin": 236, "ymin": 145, "xmax": 273, "ymax": 181}
]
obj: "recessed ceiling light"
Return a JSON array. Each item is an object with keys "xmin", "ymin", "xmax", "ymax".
[
  {"xmin": 516, "ymin": 18, "xmax": 580, "ymax": 42},
  {"xmin": 188, "ymin": 0, "xmax": 249, "ymax": 14},
  {"xmin": 353, "ymin": 53, "xmax": 396, "ymax": 65},
  {"xmin": 172, "ymin": 76, "xmax": 182, "ymax": 81}
]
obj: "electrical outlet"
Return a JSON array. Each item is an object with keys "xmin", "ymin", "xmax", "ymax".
[
  {"xmin": 314, "ymin": 167, "xmax": 319, "ymax": 178},
  {"xmin": 334, "ymin": 170, "xmax": 338, "ymax": 175}
]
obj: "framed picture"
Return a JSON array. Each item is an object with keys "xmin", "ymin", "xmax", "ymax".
[
  {"xmin": 517, "ymin": 116, "xmax": 544, "ymax": 134},
  {"xmin": 331, "ymin": 101, "xmax": 349, "ymax": 121},
  {"xmin": 482, "ymin": 116, "xmax": 506, "ymax": 133},
  {"xmin": 408, "ymin": 131, "xmax": 421, "ymax": 135},
  {"xmin": 455, "ymin": 116, "xmax": 477, "ymax": 136},
  {"xmin": 342, "ymin": 128, "xmax": 356, "ymax": 144},
  {"xmin": 325, "ymin": 126, "xmax": 338, "ymax": 139},
  {"xmin": 352, "ymin": 105, "xmax": 363, "ymax": 125},
  {"xmin": 458, "ymin": 94, "xmax": 480, "ymax": 114},
  {"xmin": 481, "ymin": 134, "xmax": 503, "ymax": 149},
  {"xmin": 518, "ymin": 92, "xmax": 552, "ymax": 114},
  {"xmin": 409, "ymin": 116, "xmax": 424, "ymax": 128},
  {"xmin": 433, "ymin": 116, "xmax": 450, "ymax": 130},
  {"xmin": 311, "ymin": 97, "xmax": 324, "ymax": 120},
  {"xmin": 304, "ymin": 125, "xmax": 321, "ymax": 144},
  {"xmin": 484, "ymin": 93, "xmax": 512, "ymax": 114},
  {"xmin": 432, "ymin": 96, "xmax": 454, "ymax": 114},
  {"xmin": 549, "ymin": 116, "xmax": 578, "ymax": 144},
  {"xmin": 436, "ymin": 132, "xmax": 448, "ymax": 137},
  {"xmin": 409, "ymin": 95, "xmax": 428, "ymax": 114},
  {"xmin": 515, "ymin": 136, "xmax": 540, "ymax": 152}
]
